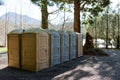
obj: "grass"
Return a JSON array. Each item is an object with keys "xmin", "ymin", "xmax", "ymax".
[{"xmin": 0, "ymin": 47, "xmax": 7, "ymax": 53}]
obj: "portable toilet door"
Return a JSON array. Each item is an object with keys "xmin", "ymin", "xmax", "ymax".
[
  {"xmin": 63, "ymin": 32, "xmax": 69, "ymax": 62},
  {"xmin": 58, "ymin": 31, "xmax": 69, "ymax": 63},
  {"xmin": 8, "ymin": 34, "xmax": 21, "ymax": 68},
  {"xmin": 47, "ymin": 30, "xmax": 60, "ymax": 67},
  {"xmin": 36, "ymin": 32, "xmax": 50, "ymax": 71},
  {"xmin": 76, "ymin": 33, "xmax": 83, "ymax": 57},
  {"xmin": 72, "ymin": 32, "xmax": 77, "ymax": 59},
  {"xmin": 7, "ymin": 29, "xmax": 24, "ymax": 68},
  {"xmin": 54, "ymin": 32, "xmax": 60, "ymax": 65},
  {"xmin": 68, "ymin": 31, "xmax": 77, "ymax": 60},
  {"xmin": 21, "ymin": 33, "xmax": 36, "ymax": 71},
  {"xmin": 21, "ymin": 29, "xmax": 50, "ymax": 71}
]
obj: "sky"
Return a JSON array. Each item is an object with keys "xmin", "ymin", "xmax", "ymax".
[
  {"xmin": 0, "ymin": 0, "xmax": 119, "ymax": 22},
  {"xmin": 0, "ymin": 0, "xmax": 74, "ymax": 24},
  {"xmin": 0, "ymin": 0, "xmax": 41, "ymax": 20}
]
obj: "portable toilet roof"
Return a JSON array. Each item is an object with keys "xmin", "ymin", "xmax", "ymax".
[
  {"xmin": 43, "ymin": 29, "xmax": 56, "ymax": 33},
  {"xmin": 24, "ymin": 28, "xmax": 42, "ymax": 33},
  {"xmin": 9, "ymin": 29, "xmax": 24, "ymax": 34}
]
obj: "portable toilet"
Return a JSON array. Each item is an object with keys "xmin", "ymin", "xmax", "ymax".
[
  {"xmin": 58, "ymin": 30, "xmax": 69, "ymax": 63},
  {"xmin": 45, "ymin": 30, "xmax": 60, "ymax": 67},
  {"xmin": 21, "ymin": 28, "xmax": 50, "ymax": 71},
  {"xmin": 76, "ymin": 33, "xmax": 83, "ymax": 57},
  {"xmin": 67, "ymin": 31, "xmax": 77, "ymax": 60},
  {"xmin": 7, "ymin": 29, "xmax": 24, "ymax": 68}
]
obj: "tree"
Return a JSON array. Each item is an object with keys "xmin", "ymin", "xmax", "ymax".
[
  {"xmin": 87, "ymin": 13, "xmax": 120, "ymax": 48},
  {"xmin": 73, "ymin": 0, "xmax": 110, "ymax": 32},
  {"xmin": 31, "ymin": 0, "xmax": 72, "ymax": 29},
  {"xmin": 30, "ymin": 0, "xmax": 110, "ymax": 32},
  {"xmin": 74, "ymin": 0, "xmax": 80, "ymax": 32},
  {"xmin": 31, "ymin": 0, "xmax": 48, "ymax": 29},
  {"xmin": 116, "ymin": 4, "xmax": 120, "ymax": 48}
]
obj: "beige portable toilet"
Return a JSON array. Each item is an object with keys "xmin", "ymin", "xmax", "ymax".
[
  {"xmin": 45, "ymin": 30, "xmax": 60, "ymax": 67},
  {"xmin": 21, "ymin": 28, "xmax": 50, "ymax": 71},
  {"xmin": 67, "ymin": 31, "xmax": 77, "ymax": 60},
  {"xmin": 7, "ymin": 29, "xmax": 24, "ymax": 68},
  {"xmin": 58, "ymin": 30, "xmax": 69, "ymax": 63},
  {"xmin": 76, "ymin": 33, "xmax": 83, "ymax": 57}
]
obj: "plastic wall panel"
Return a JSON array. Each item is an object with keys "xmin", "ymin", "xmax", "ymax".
[
  {"xmin": 8, "ymin": 34, "xmax": 21, "ymax": 68},
  {"xmin": 68, "ymin": 32, "xmax": 77, "ymax": 60},
  {"xmin": 48, "ymin": 31, "xmax": 60, "ymax": 67},
  {"xmin": 76, "ymin": 33, "xmax": 83, "ymax": 57},
  {"xmin": 7, "ymin": 29, "xmax": 24, "ymax": 68},
  {"xmin": 58, "ymin": 31, "xmax": 69, "ymax": 63}
]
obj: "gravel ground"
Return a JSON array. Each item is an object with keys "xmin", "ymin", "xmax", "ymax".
[{"xmin": 0, "ymin": 49, "xmax": 120, "ymax": 80}]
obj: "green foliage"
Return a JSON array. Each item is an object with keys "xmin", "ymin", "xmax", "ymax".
[
  {"xmin": 81, "ymin": 0, "xmax": 110, "ymax": 25},
  {"xmin": 87, "ymin": 13, "xmax": 120, "ymax": 47},
  {"xmin": 0, "ymin": 0, "xmax": 4, "ymax": 5},
  {"xmin": 31, "ymin": 0, "xmax": 110, "ymax": 15},
  {"xmin": 48, "ymin": 1, "xmax": 54, "ymax": 6},
  {"xmin": 30, "ymin": 0, "xmax": 110, "ymax": 31},
  {"xmin": 31, "ymin": 0, "xmax": 49, "ymax": 7}
]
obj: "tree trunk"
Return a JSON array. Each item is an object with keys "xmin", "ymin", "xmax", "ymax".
[
  {"xmin": 74, "ymin": 0, "xmax": 80, "ymax": 33},
  {"xmin": 106, "ymin": 9, "xmax": 109, "ymax": 49},
  {"xmin": 117, "ymin": 15, "xmax": 120, "ymax": 48},
  {"xmin": 94, "ymin": 19, "xmax": 97, "ymax": 48},
  {"xmin": 41, "ymin": 0, "xmax": 48, "ymax": 29}
]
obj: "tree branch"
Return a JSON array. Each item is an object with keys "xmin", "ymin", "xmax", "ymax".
[
  {"xmin": 48, "ymin": 9, "xmax": 60, "ymax": 14},
  {"xmin": 48, "ymin": 11, "xmax": 60, "ymax": 21}
]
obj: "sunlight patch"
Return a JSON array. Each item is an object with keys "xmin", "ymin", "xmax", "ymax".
[{"xmin": 0, "ymin": 65, "xmax": 7, "ymax": 70}]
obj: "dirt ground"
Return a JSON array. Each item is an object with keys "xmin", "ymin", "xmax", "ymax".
[{"xmin": 0, "ymin": 49, "xmax": 120, "ymax": 80}]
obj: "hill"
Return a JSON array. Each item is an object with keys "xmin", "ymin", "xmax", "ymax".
[{"xmin": 0, "ymin": 12, "xmax": 40, "ymax": 25}]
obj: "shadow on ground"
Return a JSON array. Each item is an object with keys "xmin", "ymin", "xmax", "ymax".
[{"xmin": 0, "ymin": 49, "xmax": 120, "ymax": 80}]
